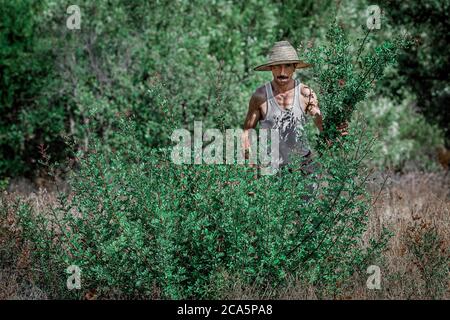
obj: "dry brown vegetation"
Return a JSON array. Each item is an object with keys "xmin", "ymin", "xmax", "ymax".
[{"xmin": 1, "ymin": 171, "xmax": 448, "ymax": 300}]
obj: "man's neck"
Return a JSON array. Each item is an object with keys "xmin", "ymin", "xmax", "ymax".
[{"xmin": 271, "ymin": 78, "xmax": 295, "ymax": 95}]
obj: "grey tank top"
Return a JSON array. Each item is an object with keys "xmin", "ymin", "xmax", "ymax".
[{"xmin": 259, "ymin": 79, "xmax": 310, "ymax": 166}]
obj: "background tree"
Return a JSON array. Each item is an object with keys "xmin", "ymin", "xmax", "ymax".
[{"xmin": 378, "ymin": 0, "xmax": 450, "ymax": 146}]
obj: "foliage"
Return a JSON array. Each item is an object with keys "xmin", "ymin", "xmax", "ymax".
[
  {"xmin": 377, "ymin": 0, "xmax": 450, "ymax": 145},
  {"xmin": 17, "ymin": 115, "xmax": 388, "ymax": 299},
  {"xmin": 14, "ymin": 20, "xmax": 412, "ymax": 299},
  {"xmin": 302, "ymin": 20, "xmax": 412, "ymax": 147},
  {"xmin": 1, "ymin": 0, "xmax": 310, "ymax": 178},
  {"xmin": 0, "ymin": 0, "xmax": 64, "ymax": 177},
  {"xmin": 357, "ymin": 94, "xmax": 445, "ymax": 171},
  {"xmin": 1, "ymin": 0, "xmax": 443, "ymax": 179}
]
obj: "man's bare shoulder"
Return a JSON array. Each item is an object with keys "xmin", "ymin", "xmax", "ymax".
[{"xmin": 250, "ymin": 85, "xmax": 267, "ymax": 107}]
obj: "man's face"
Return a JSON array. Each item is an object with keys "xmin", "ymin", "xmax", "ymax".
[{"xmin": 271, "ymin": 63, "xmax": 296, "ymax": 86}]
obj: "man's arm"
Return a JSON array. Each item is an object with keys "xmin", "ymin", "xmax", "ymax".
[{"xmin": 242, "ymin": 91, "xmax": 263, "ymax": 156}]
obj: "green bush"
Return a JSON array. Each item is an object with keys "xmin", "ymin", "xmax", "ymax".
[{"xmin": 17, "ymin": 116, "xmax": 387, "ymax": 299}]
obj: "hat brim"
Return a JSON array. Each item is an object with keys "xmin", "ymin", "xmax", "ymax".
[{"xmin": 254, "ymin": 60, "xmax": 312, "ymax": 71}]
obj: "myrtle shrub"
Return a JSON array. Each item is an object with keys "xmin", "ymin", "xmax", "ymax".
[
  {"xmin": 17, "ymin": 117, "xmax": 384, "ymax": 299},
  {"xmin": 303, "ymin": 21, "xmax": 412, "ymax": 146},
  {"xmin": 16, "ymin": 22, "xmax": 408, "ymax": 299}
]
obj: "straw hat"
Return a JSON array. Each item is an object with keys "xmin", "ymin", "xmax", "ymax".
[{"xmin": 254, "ymin": 40, "xmax": 311, "ymax": 71}]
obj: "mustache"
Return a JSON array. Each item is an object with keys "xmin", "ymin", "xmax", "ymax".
[{"xmin": 277, "ymin": 75, "xmax": 289, "ymax": 80}]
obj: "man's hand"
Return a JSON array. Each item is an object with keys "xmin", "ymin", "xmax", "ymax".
[
  {"xmin": 241, "ymin": 130, "xmax": 252, "ymax": 160},
  {"xmin": 337, "ymin": 121, "xmax": 349, "ymax": 136},
  {"xmin": 300, "ymin": 84, "xmax": 349, "ymax": 138}
]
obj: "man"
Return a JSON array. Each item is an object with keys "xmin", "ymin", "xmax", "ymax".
[{"xmin": 242, "ymin": 40, "xmax": 346, "ymax": 173}]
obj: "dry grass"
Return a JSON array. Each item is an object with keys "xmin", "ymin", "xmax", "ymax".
[{"xmin": 1, "ymin": 171, "xmax": 448, "ymax": 300}]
